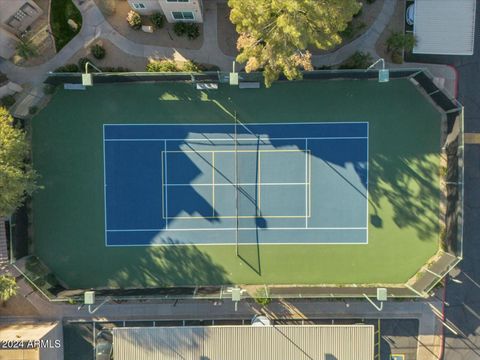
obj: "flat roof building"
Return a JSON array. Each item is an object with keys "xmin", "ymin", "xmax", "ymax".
[
  {"xmin": 413, "ymin": 0, "xmax": 476, "ymax": 55},
  {"xmin": 113, "ymin": 324, "xmax": 374, "ymax": 360}
]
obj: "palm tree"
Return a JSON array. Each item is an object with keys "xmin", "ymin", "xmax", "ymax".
[{"xmin": 16, "ymin": 38, "xmax": 38, "ymax": 59}]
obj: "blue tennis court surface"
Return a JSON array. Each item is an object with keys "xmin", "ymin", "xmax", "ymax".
[{"xmin": 104, "ymin": 122, "xmax": 368, "ymax": 246}]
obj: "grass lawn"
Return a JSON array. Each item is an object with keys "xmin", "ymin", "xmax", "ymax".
[
  {"xmin": 31, "ymin": 79, "xmax": 442, "ymax": 289},
  {"xmin": 50, "ymin": 0, "xmax": 82, "ymax": 51}
]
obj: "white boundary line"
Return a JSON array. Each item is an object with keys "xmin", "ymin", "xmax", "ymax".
[
  {"xmin": 305, "ymin": 139, "xmax": 309, "ymax": 229},
  {"xmin": 106, "ymin": 242, "xmax": 368, "ymax": 247},
  {"xmin": 164, "ymin": 147, "xmax": 311, "ymax": 219},
  {"xmin": 212, "ymin": 152, "xmax": 215, "ymax": 217},
  {"xmin": 103, "ymin": 122, "xmax": 370, "ymax": 246},
  {"xmin": 103, "ymin": 124, "xmax": 107, "ymax": 247},
  {"xmin": 164, "ymin": 182, "xmax": 309, "ymax": 187},
  {"xmin": 366, "ymin": 122, "xmax": 370, "ymax": 244},
  {"xmin": 164, "ymin": 149, "xmax": 306, "ymax": 153},
  {"xmin": 164, "ymin": 140, "xmax": 168, "ymax": 230},
  {"xmin": 105, "ymin": 121, "xmax": 369, "ymax": 126},
  {"xmin": 107, "ymin": 227, "xmax": 367, "ymax": 232},
  {"xmin": 105, "ymin": 136, "xmax": 368, "ymax": 142}
]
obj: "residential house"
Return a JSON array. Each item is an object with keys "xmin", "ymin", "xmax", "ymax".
[{"xmin": 127, "ymin": 0, "xmax": 203, "ymax": 23}]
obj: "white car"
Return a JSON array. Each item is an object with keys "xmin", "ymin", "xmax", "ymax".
[
  {"xmin": 251, "ymin": 315, "xmax": 272, "ymax": 326},
  {"xmin": 406, "ymin": 4, "xmax": 415, "ymax": 26}
]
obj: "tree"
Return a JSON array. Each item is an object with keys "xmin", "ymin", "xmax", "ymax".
[
  {"xmin": 229, "ymin": 0, "xmax": 361, "ymax": 87},
  {"xmin": 0, "ymin": 107, "xmax": 38, "ymax": 216},
  {"xmin": 16, "ymin": 38, "xmax": 38, "ymax": 60},
  {"xmin": 0, "ymin": 275, "xmax": 17, "ymax": 302}
]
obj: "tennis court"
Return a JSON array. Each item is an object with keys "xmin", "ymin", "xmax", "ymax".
[
  {"xmin": 104, "ymin": 122, "xmax": 368, "ymax": 246},
  {"xmin": 31, "ymin": 78, "xmax": 442, "ymax": 288}
]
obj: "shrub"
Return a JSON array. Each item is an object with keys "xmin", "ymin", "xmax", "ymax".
[
  {"xmin": 185, "ymin": 23, "xmax": 200, "ymax": 40},
  {"xmin": 440, "ymin": 165, "xmax": 448, "ymax": 178},
  {"xmin": 403, "ymin": 33, "xmax": 417, "ymax": 52},
  {"xmin": 54, "ymin": 63, "xmax": 80, "ymax": 72},
  {"xmin": 386, "ymin": 31, "xmax": 404, "ymax": 52},
  {"xmin": 341, "ymin": 21, "xmax": 366, "ymax": 40},
  {"xmin": 100, "ymin": 66, "xmax": 131, "ymax": 72},
  {"xmin": 146, "ymin": 59, "xmax": 179, "ymax": 72},
  {"xmin": 77, "ymin": 57, "xmax": 91, "ymax": 71},
  {"xmin": 0, "ymin": 95, "xmax": 16, "ymax": 108},
  {"xmin": 173, "ymin": 22, "xmax": 199, "ymax": 39},
  {"xmin": 387, "ymin": 32, "xmax": 416, "ymax": 53},
  {"xmin": 353, "ymin": 6, "xmax": 363, "ymax": 18},
  {"xmin": 150, "ymin": 12, "xmax": 164, "ymax": 29},
  {"xmin": 0, "ymin": 275, "xmax": 17, "ymax": 302},
  {"xmin": 28, "ymin": 106, "xmax": 38, "ymax": 115},
  {"xmin": 181, "ymin": 60, "xmax": 201, "ymax": 72},
  {"xmin": 253, "ymin": 288, "xmax": 271, "ymax": 306},
  {"xmin": 338, "ymin": 51, "xmax": 372, "ymax": 69},
  {"xmin": 197, "ymin": 63, "xmax": 220, "ymax": 71},
  {"xmin": 91, "ymin": 44, "xmax": 106, "ymax": 59},
  {"xmin": 43, "ymin": 84, "xmax": 57, "ymax": 95},
  {"xmin": 126, "ymin": 10, "xmax": 142, "ymax": 30},
  {"xmin": 16, "ymin": 39, "xmax": 38, "ymax": 59},
  {"xmin": 173, "ymin": 22, "xmax": 187, "ymax": 36},
  {"xmin": 98, "ymin": 0, "xmax": 116, "ymax": 16},
  {"xmin": 390, "ymin": 50, "xmax": 403, "ymax": 64}
]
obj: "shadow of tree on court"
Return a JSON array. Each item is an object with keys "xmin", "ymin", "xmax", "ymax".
[
  {"xmin": 106, "ymin": 238, "xmax": 230, "ymax": 288},
  {"xmin": 369, "ymin": 153, "xmax": 440, "ymax": 241},
  {"xmin": 206, "ymin": 80, "xmax": 443, "ymax": 244}
]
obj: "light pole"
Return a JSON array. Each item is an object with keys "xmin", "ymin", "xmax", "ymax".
[
  {"xmin": 366, "ymin": 58, "xmax": 390, "ymax": 83},
  {"xmin": 363, "ymin": 288, "xmax": 387, "ymax": 311},
  {"xmin": 82, "ymin": 61, "xmax": 103, "ymax": 86}
]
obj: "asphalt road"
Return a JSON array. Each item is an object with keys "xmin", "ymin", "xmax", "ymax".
[
  {"xmin": 443, "ymin": 11, "xmax": 480, "ymax": 360},
  {"xmin": 411, "ymin": 6, "xmax": 480, "ymax": 360},
  {"xmin": 405, "ymin": 3, "xmax": 480, "ymax": 359}
]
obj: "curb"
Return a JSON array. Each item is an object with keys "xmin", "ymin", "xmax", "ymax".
[
  {"xmin": 438, "ymin": 278, "xmax": 447, "ymax": 360},
  {"xmin": 446, "ymin": 65, "xmax": 459, "ymax": 99}
]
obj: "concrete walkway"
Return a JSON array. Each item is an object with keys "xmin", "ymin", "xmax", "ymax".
[
  {"xmin": 0, "ymin": 0, "xmax": 457, "ymax": 114},
  {"xmin": 1, "ymin": 273, "xmax": 443, "ymax": 359},
  {"xmin": 0, "ymin": 0, "xmax": 397, "ymax": 85}
]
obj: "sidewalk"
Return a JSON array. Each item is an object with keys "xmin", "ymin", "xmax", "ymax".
[
  {"xmin": 0, "ymin": 0, "xmax": 457, "ymax": 105},
  {"xmin": 3, "ymin": 275, "xmax": 443, "ymax": 359},
  {"xmin": 0, "ymin": 0, "xmax": 395, "ymax": 83}
]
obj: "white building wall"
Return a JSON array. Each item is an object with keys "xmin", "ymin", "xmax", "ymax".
[
  {"xmin": 127, "ymin": 0, "xmax": 163, "ymax": 15},
  {"xmin": 127, "ymin": 0, "xmax": 203, "ymax": 22},
  {"xmin": 161, "ymin": 0, "xmax": 203, "ymax": 23}
]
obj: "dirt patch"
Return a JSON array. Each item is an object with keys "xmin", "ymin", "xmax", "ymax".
[
  {"xmin": 0, "ymin": 293, "xmax": 39, "ymax": 317},
  {"xmin": 217, "ymin": 0, "xmax": 384, "ymax": 57},
  {"xmin": 14, "ymin": 0, "xmax": 56, "ymax": 67},
  {"xmin": 375, "ymin": 0, "xmax": 405, "ymax": 61},
  {"xmin": 98, "ymin": 0, "xmax": 203, "ymax": 50},
  {"xmin": 67, "ymin": 39, "xmax": 148, "ymax": 71}
]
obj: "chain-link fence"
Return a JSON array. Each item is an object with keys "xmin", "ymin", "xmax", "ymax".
[{"xmin": 10, "ymin": 69, "xmax": 464, "ymax": 301}]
